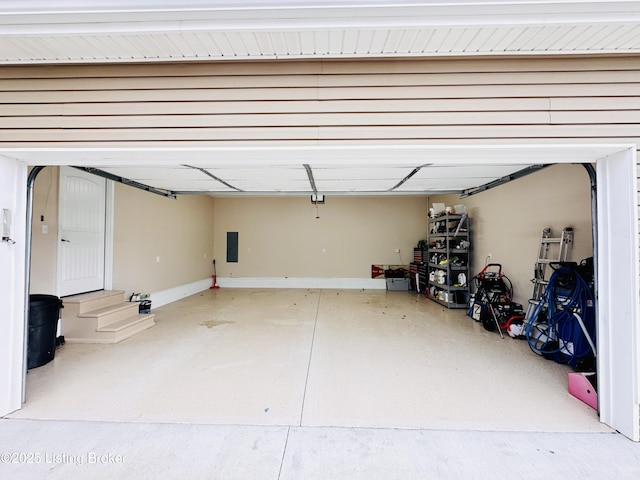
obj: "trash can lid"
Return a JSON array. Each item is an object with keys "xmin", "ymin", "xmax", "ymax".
[{"xmin": 29, "ymin": 294, "xmax": 62, "ymax": 306}]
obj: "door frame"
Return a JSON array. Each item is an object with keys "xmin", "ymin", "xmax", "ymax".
[
  {"xmin": 104, "ymin": 178, "xmax": 115, "ymax": 292},
  {"xmin": 595, "ymin": 148, "xmax": 640, "ymax": 440}
]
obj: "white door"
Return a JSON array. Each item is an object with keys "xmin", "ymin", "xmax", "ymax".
[{"xmin": 58, "ymin": 167, "xmax": 106, "ymax": 297}]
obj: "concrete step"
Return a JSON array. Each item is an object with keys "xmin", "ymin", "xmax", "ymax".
[
  {"xmin": 96, "ymin": 314, "xmax": 156, "ymax": 344},
  {"xmin": 62, "ymin": 290, "xmax": 126, "ymax": 315},
  {"xmin": 61, "ymin": 290, "xmax": 155, "ymax": 344},
  {"xmin": 79, "ymin": 302, "xmax": 141, "ymax": 329}
]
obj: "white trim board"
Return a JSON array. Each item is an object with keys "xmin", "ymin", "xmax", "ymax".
[
  {"xmin": 103, "ymin": 180, "xmax": 115, "ymax": 291},
  {"xmin": 596, "ymin": 148, "xmax": 640, "ymax": 441},
  {"xmin": 149, "ymin": 277, "xmax": 390, "ymax": 308},
  {"xmin": 218, "ymin": 277, "xmax": 387, "ymax": 290},
  {"xmin": 150, "ymin": 278, "xmax": 212, "ymax": 310},
  {"xmin": 0, "ymin": 157, "xmax": 27, "ymax": 417},
  {"xmin": 3, "ymin": 145, "xmax": 633, "ymax": 168}
]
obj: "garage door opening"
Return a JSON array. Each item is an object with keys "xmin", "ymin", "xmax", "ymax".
[{"xmin": 3, "ymin": 144, "xmax": 639, "ymax": 440}]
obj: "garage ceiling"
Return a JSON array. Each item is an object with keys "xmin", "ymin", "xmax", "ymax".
[
  {"xmin": 2, "ymin": 1, "xmax": 637, "ymax": 195},
  {"xmin": 7, "ymin": 145, "xmax": 626, "ymax": 196},
  {"xmin": 90, "ymin": 163, "xmax": 541, "ymax": 195}
]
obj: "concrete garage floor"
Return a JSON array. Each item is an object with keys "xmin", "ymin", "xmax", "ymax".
[{"xmin": 4, "ymin": 288, "xmax": 637, "ymax": 479}]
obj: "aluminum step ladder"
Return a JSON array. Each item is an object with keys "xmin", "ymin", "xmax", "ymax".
[
  {"xmin": 531, "ymin": 227, "xmax": 574, "ymax": 301},
  {"xmin": 524, "ymin": 227, "xmax": 573, "ymax": 326}
]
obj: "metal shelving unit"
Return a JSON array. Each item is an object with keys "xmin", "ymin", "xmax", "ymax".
[{"xmin": 426, "ymin": 213, "xmax": 470, "ymax": 309}]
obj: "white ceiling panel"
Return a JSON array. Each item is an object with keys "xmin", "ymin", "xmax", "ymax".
[
  {"xmin": 383, "ymin": 30, "xmax": 404, "ymax": 54},
  {"xmin": 606, "ymin": 25, "xmax": 640, "ymax": 49},
  {"xmin": 424, "ymin": 27, "xmax": 450, "ymax": 53},
  {"xmin": 354, "ymin": 30, "xmax": 373, "ymax": 54},
  {"xmin": 530, "ymin": 25, "xmax": 575, "ymax": 51},
  {"xmin": 509, "ymin": 26, "xmax": 546, "ymax": 51},
  {"xmin": 300, "ymin": 31, "xmax": 316, "ymax": 55},
  {"xmin": 99, "ymin": 166, "xmax": 205, "ymax": 181},
  {"xmin": 210, "ymin": 32, "xmax": 235, "ymax": 56},
  {"xmin": 240, "ymin": 32, "xmax": 262, "ymax": 56},
  {"xmin": 285, "ymin": 32, "xmax": 302, "ymax": 55},
  {"xmin": 491, "ymin": 27, "xmax": 528, "ymax": 52},
  {"xmin": 206, "ymin": 166, "xmax": 308, "ymax": 180},
  {"xmin": 398, "ymin": 29, "xmax": 419, "ymax": 53},
  {"xmin": 314, "ymin": 30, "xmax": 330, "ymax": 55},
  {"xmin": 205, "ymin": 166, "xmax": 311, "ymax": 192},
  {"xmin": 255, "ymin": 31, "xmax": 275, "ymax": 55},
  {"xmin": 223, "ymin": 32, "xmax": 246, "ymax": 57},
  {"xmin": 79, "ymin": 162, "xmax": 543, "ymax": 194},
  {"xmin": 142, "ymin": 179, "xmax": 234, "ymax": 191},
  {"xmin": 412, "ymin": 164, "xmax": 532, "ymax": 179},
  {"xmin": 369, "ymin": 29, "xmax": 389, "ymax": 54},
  {"xmin": 313, "ymin": 166, "xmax": 413, "ymax": 181},
  {"xmin": 394, "ymin": 164, "xmax": 536, "ymax": 191},
  {"xmin": 270, "ymin": 32, "xmax": 288, "ymax": 56},
  {"xmin": 397, "ymin": 176, "xmax": 502, "ymax": 191},
  {"xmin": 3, "ymin": 1, "xmax": 639, "ymax": 63},
  {"xmin": 316, "ymin": 179, "xmax": 400, "ymax": 192},
  {"xmin": 232, "ymin": 179, "xmax": 311, "ymax": 192},
  {"xmin": 342, "ymin": 30, "xmax": 359, "ymax": 54},
  {"xmin": 451, "ymin": 27, "xmax": 481, "ymax": 53},
  {"xmin": 4, "ymin": 145, "xmax": 628, "ymax": 196},
  {"xmin": 438, "ymin": 28, "xmax": 466, "ymax": 53},
  {"xmin": 473, "ymin": 28, "xmax": 506, "ymax": 53}
]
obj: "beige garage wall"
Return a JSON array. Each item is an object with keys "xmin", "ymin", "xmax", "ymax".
[
  {"xmin": 29, "ymin": 171, "xmax": 216, "ymax": 297},
  {"xmin": 112, "ymin": 185, "xmax": 215, "ymax": 296},
  {"xmin": 29, "ymin": 167, "xmax": 59, "ymax": 295},
  {"xmin": 213, "ymin": 196, "xmax": 427, "ymax": 279},
  {"xmin": 430, "ymin": 163, "xmax": 593, "ymax": 305}
]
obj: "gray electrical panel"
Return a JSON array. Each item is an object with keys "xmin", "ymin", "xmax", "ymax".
[{"xmin": 227, "ymin": 232, "xmax": 238, "ymax": 263}]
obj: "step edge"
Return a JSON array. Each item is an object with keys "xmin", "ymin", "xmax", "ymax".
[
  {"xmin": 61, "ymin": 290, "xmax": 126, "ymax": 304},
  {"xmin": 78, "ymin": 302, "xmax": 140, "ymax": 318},
  {"xmin": 96, "ymin": 314, "xmax": 156, "ymax": 333}
]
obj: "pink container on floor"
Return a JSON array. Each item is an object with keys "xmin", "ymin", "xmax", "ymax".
[{"xmin": 568, "ymin": 372, "xmax": 598, "ymax": 410}]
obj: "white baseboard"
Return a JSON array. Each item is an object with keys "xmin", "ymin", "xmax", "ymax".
[
  {"xmin": 150, "ymin": 278, "xmax": 212, "ymax": 309},
  {"xmin": 217, "ymin": 277, "xmax": 387, "ymax": 290},
  {"xmin": 150, "ymin": 277, "xmax": 387, "ymax": 309}
]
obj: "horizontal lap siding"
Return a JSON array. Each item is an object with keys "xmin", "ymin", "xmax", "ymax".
[
  {"xmin": 0, "ymin": 56, "xmax": 639, "ymax": 148},
  {"xmin": 4, "ymin": 56, "xmax": 635, "ymax": 169}
]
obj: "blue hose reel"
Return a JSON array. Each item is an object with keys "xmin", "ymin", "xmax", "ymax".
[{"xmin": 525, "ymin": 263, "xmax": 596, "ymax": 371}]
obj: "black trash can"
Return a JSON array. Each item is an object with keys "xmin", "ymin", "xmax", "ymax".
[{"xmin": 28, "ymin": 294, "xmax": 63, "ymax": 369}]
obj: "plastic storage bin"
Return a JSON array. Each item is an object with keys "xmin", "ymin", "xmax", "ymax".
[{"xmin": 386, "ymin": 278, "xmax": 410, "ymax": 291}]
